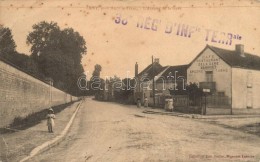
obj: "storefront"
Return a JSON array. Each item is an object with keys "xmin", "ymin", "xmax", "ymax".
[{"xmin": 188, "ymin": 44, "xmax": 260, "ymax": 114}]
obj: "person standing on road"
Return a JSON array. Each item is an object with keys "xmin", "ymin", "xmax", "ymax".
[
  {"xmin": 137, "ymin": 98, "xmax": 141, "ymax": 108},
  {"xmin": 144, "ymin": 97, "xmax": 148, "ymax": 107},
  {"xmin": 46, "ymin": 108, "xmax": 55, "ymax": 133}
]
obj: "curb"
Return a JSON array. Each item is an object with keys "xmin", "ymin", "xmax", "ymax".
[
  {"xmin": 142, "ymin": 110, "xmax": 183, "ymax": 116},
  {"xmin": 19, "ymin": 100, "xmax": 83, "ymax": 162},
  {"xmin": 192, "ymin": 115, "xmax": 260, "ymax": 119},
  {"xmin": 143, "ymin": 110, "xmax": 260, "ymax": 119}
]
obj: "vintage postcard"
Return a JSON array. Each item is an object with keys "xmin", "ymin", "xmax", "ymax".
[{"xmin": 0, "ymin": 0, "xmax": 260, "ymax": 161}]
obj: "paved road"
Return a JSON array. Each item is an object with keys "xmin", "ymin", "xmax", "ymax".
[{"xmin": 30, "ymin": 99, "xmax": 260, "ymax": 162}]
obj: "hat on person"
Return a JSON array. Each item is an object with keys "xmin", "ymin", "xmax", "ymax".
[{"xmin": 48, "ymin": 108, "xmax": 54, "ymax": 112}]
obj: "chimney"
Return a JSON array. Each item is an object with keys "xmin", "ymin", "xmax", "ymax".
[
  {"xmin": 135, "ymin": 62, "xmax": 138, "ymax": 77},
  {"xmin": 235, "ymin": 44, "xmax": 245, "ymax": 57},
  {"xmin": 154, "ymin": 58, "xmax": 160, "ymax": 64}
]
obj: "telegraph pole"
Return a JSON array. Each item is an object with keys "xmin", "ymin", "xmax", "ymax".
[
  {"xmin": 50, "ymin": 80, "xmax": 53, "ymax": 108},
  {"xmin": 46, "ymin": 78, "xmax": 53, "ymax": 108},
  {"xmin": 152, "ymin": 56, "xmax": 155, "ymax": 107}
]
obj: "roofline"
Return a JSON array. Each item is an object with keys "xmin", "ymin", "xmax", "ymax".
[
  {"xmin": 209, "ymin": 45, "xmax": 260, "ymax": 69},
  {"xmin": 151, "ymin": 64, "xmax": 189, "ymax": 82},
  {"xmin": 207, "ymin": 45, "xmax": 233, "ymax": 67},
  {"xmin": 137, "ymin": 62, "xmax": 163, "ymax": 77},
  {"xmin": 187, "ymin": 45, "xmax": 210, "ymax": 68},
  {"xmin": 137, "ymin": 64, "xmax": 152, "ymax": 77},
  {"xmin": 158, "ymin": 64, "xmax": 189, "ymax": 77},
  {"xmin": 187, "ymin": 44, "xmax": 232, "ymax": 69},
  {"xmin": 154, "ymin": 66, "xmax": 171, "ymax": 82},
  {"xmin": 231, "ymin": 66, "xmax": 260, "ymax": 71},
  {"xmin": 165, "ymin": 64, "xmax": 190, "ymax": 67}
]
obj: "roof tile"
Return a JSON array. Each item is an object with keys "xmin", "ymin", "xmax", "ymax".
[{"xmin": 209, "ymin": 45, "xmax": 260, "ymax": 70}]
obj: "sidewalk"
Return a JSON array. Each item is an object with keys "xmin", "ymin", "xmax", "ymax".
[
  {"xmin": 142, "ymin": 107, "xmax": 260, "ymax": 119},
  {"xmin": 0, "ymin": 101, "xmax": 81, "ymax": 162},
  {"xmin": 142, "ymin": 107, "xmax": 260, "ymax": 137}
]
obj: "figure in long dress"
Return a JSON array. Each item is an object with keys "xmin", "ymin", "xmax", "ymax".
[{"xmin": 46, "ymin": 108, "xmax": 55, "ymax": 133}]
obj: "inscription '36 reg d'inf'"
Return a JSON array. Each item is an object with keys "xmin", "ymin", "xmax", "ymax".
[{"xmin": 114, "ymin": 14, "xmax": 242, "ymax": 46}]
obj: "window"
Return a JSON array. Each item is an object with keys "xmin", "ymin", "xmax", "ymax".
[{"xmin": 205, "ymin": 71, "xmax": 213, "ymax": 82}]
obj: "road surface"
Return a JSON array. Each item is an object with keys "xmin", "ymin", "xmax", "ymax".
[{"xmin": 29, "ymin": 98, "xmax": 260, "ymax": 162}]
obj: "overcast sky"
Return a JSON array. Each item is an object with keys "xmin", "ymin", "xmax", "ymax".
[{"xmin": 1, "ymin": 0, "xmax": 259, "ymax": 78}]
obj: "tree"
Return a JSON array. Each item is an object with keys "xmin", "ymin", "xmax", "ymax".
[
  {"xmin": 60, "ymin": 28, "xmax": 86, "ymax": 65},
  {"xmin": 89, "ymin": 64, "xmax": 103, "ymax": 97},
  {"xmin": 21, "ymin": 57, "xmax": 41, "ymax": 77},
  {"xmin": 0, "ymin": 25, "xmax": 43, "ymax": 78},
  {"xmin": 26, "ymin": 21, "xmax": 61, "ymax": 57},
  {"xmin": 26, "ymin": 21, "xmax": 87, "ymax": 96},
  {"xmin": 186, "ymin": 82, "xmax": 203, "ymax": 106},
  {"xmin": 0, "ymin": 25, "xmax": 16, "ymax": 58},
  {"xmin": 113, "ymin": 78, "xmax": 135, "ymax": 104},
  {"xmin": 92, "ymin": 64, "xmax": 102, "ymax": 78}
]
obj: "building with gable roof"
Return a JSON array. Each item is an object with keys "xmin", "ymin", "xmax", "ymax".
[
  {"xmin": 187, "ymin": 44, "xmax": 260, "ymax": 114},
  {"xmin": 134, "ymin": 59, "xmax": 165, "ymax": 104},
  {"xmin": 134, "ymin": 58, "xmax": 188, "ymax": 107}
]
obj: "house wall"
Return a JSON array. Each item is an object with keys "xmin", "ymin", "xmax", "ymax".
[
  {"xmin": 143, "ymin": 80, "xmax": 187, "ymax": 106},
  {"xmin": 142, "ymin": 82, "xmax": 170, "ymax": 106},
  {"xmin": 187, "ymin": 48, "xmax": 232, "ymax": 105},
  {"xmin": 154, "ymin": 82, "xmax": 171, "ymax": 95},
  {"xmin": 232, "ymin": 68, "xmax": 260, "ymax": 113},
  {"xmin": 0, "ymin": 60, "xmax": 78, "ymax": 127},
  {"xmin": 142, "ymin": 82, "xmax": 152, "ymax": 105}
]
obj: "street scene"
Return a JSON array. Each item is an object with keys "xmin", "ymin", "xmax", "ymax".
[
  {"xmin": 29, "ymin": 99, "xmax": 260, "ymax": 162},
  {"xmin": 1, "ymin": 0, "xmax": 260, "ymax": 162}
]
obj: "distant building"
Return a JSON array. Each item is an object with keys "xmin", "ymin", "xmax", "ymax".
[
  {"xmin": 188, "ymin": 44, "xmax": 260, "ymax": 114},
  {"xmin": 134, "ymin": 58, "xmax": 188, "ymax": 107},
  {"xmin": 134, "ymin": 59, "xmax": 163, "ymax": 104},
  {"xmin": 155, "ymin": 65, "xmax": 188, "ymax": 96}
]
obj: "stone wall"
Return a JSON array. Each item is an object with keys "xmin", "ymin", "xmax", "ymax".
[{"xmin": 0, "ymin": 59, "xmax": 78, "ymax": 127}]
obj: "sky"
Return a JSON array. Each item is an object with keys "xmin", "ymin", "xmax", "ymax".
[{"xmin": 0, "ymin": 0, "xmax": 259, "ymax": 79}]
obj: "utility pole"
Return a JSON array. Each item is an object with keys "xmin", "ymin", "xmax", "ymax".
[
  {"xmin": 46, "ymin": 78, "xmax": 53, "ymax": 108},
  {"xmin": 152, "ymin": 56, "xmax": 155, "ymax": 107},
  {"xmin": 50, "ymin": 80, "xmax": 53, "ymax": 107}
]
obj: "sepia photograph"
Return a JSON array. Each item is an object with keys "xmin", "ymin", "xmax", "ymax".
[{"xmin": 0, "ymin": 0, "xmax": 260, "ymax": 161}]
